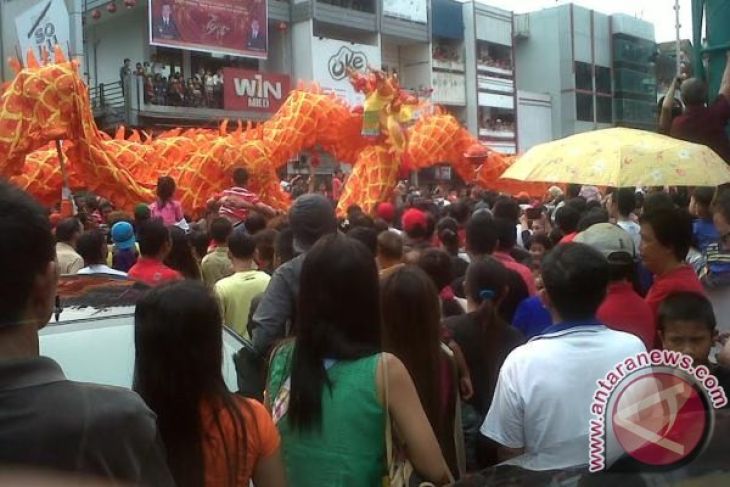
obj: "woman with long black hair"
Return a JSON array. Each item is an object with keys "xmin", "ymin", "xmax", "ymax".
[
  {"xmin": 164, "ymin": 226, "xmax": 202, "ymax": 280},
  {"xmin": 134, "ymin": 281, "xmax": 286, "ymax": 487},
  {"xmin": 443, "ymin": 258, "xmax": 525, "ymax": 469},
  {"xmin": 381, "ymin": 266, "xmax": 462, "ymax": 478},
  {"xmin": 266, "ymin": 235, "xmax": 451, "ymax": 486}
]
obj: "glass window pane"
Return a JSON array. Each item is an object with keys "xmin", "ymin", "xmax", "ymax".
[
  {"xmin": 596, "ymin": 95, "xmax": 612, "ymax": 123},
  {"xmin": 596, "ymin": 66, "xmax": 611, "ymax": 94},
  {"xmin": 575, "ymin": 62, "xmax": 592, "ymax": 91},
  {"xmin": 576, "ymin": 93, "xmax": 593, "ymax": 122}
]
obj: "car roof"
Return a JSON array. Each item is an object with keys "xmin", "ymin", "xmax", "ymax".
[{"xmin": 54, "ymin": 274, "xmax": 149, "ymax": 323}]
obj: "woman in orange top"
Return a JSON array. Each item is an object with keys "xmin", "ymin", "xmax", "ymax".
[{"xmin": 134, "ymin": 280, "xmax": 285, "ymax": 487}]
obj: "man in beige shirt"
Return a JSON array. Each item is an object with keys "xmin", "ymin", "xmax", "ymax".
[
  {"xmin": 202, "ymin": 217, "xmax": 233, "ymax": 286},
  {"xmin": 55, "ymin": 218, "xmax": 83, "ymax": 275}
]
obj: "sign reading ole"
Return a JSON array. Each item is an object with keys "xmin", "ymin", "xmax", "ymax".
[
  {"xmin": 223, "ymin": 68, "xmax": 290, "ymax": 113},
  {"xmin": 312, "ymin": 38, "xmax": 381, "ymax": 106}
]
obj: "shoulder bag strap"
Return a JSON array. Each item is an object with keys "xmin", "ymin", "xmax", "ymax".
[{"xmin": 382, "ymin": 353, "xmax": 395, "ymax": 479}]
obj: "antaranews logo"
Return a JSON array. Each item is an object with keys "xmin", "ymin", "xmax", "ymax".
[{"xmin": 589, "ymin": 350, "xmax": 727, "ymax": 472}]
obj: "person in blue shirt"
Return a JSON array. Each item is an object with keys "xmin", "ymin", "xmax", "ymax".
[
  {"xmin": 512, "ymin": 296, "xmax": 552, "ymax": 339},
  {"xmin": 690, "ymin": 186, "xmax": 719, "ymax": 253}
]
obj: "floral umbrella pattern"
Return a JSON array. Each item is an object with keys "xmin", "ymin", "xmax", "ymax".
[{"xmin": 500, "ymin": 128, "xmax": 730, "ymax": 188}]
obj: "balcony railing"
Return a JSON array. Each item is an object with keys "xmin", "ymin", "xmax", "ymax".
[
  {"xmin": 89, "ymin": 80, "xmax": 124, "ymax": 109},
  {"xmin": 432, "ymin": 58, "xmax": 465, "ymax": 72}
]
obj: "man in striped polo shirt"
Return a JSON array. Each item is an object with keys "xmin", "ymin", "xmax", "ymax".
[{"xmin": 212, "ymin": 167, "xmax": 276, "ymax": 227}]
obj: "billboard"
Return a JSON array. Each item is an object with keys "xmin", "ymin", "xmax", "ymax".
[
  {"xmin": 149, "ymin": 0, "xmax": 267, "ymax": 58},
  {"xmin": 383, "ymin": 0, "xmax": 427, "ymax": 24},
  {"xmin": 223, "ymin": 68, "xmax": 290, "ymax": 113},
  {"xmin": 14, "ymin": 0, "xmax": 70, "ymax": 62},
  {"xmin": 312, "ymin": 38, "xmax": 381, "ymax": 106}
]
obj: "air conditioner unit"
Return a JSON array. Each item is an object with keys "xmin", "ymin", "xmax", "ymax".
[{"xmin": 514, "ymin": 14, "xmax": 529, "ymax": 40}]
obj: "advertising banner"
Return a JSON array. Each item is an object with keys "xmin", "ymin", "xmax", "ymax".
[
  {"xmin": 15, "ymin": 0, "xmax": 70, "ymax": 62},
  {"xmin": 311, "ymin": 38, "xmax": 381, "ymax": 106},
  {"xmin": 222, "ymin": 68, "xmax": 290, "ymax": 113},
  {"xmin": 383, "ymin": 0, "xmax": 427, "ymax": 24},
  {"xmin": 149, "ymin": 0, "xmax": 267, "ymax": 58}
]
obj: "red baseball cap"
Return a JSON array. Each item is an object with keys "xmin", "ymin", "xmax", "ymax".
[
  {"xmin": 376, "ymin": 202, "xmax": 395, "ymax": 222},
  {"xmin": 402, "ymin": 208, "xmax": 427, "ymax": 234}
]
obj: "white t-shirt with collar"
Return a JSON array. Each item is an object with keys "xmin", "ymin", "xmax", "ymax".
[
  {"xmin": 77, "ymin": 265, "xmax": 127, "ymax": 278},
  {"xmin": 481, "ymin": 324, "xmax": 645, "ymax": 470}
]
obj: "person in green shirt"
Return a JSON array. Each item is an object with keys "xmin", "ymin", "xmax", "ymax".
[
  {"xmin": 215, "ymin": 231, "xmax": 270, "ymax": 338},
  {"xmin": 266, "ymin": 235, "xmax": 452, "ymax": 486},
  {"xmin": 202, "ymin": 218, "xmax": 234, "ymax": 287}
]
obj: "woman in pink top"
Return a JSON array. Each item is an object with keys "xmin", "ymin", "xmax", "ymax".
[{"xmin": 149, "ymin": 176, "xmax": 184, "ymax": 226}]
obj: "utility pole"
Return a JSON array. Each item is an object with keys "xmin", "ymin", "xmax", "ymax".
[{"xmin": 674, "ymin": 0, "xmax": 681, "ymax": 76}]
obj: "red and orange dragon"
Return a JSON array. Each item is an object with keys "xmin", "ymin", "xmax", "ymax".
[{"xmin": 0, "ymin": 48, "xmax": 543, "ymax": 217}]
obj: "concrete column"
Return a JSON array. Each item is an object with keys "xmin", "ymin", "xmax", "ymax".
[
  {"xmin": 68, "ymin": 0, "xmax": 84, "ymax": 70},
  {"xmin": 462, "ymin": 1, "xmax": 478, "ymax": 136},
  {"xmin": 182, "ymin": 49, "xmax": 191, "ymax": 77}
]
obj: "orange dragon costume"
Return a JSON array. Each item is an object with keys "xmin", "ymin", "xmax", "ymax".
[{"xmin": 0, "ymin": 49, "xmax": 542, "ymax": 217}]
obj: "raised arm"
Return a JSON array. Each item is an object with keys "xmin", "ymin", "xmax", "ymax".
[
  {"xmin": 255, "ymin": 201, "xmax": 277, "ymax": 218},
  {"xmin": 659, "ymin": 78, "xmax": 679, "ymax": 135},
  {"xmin": 377, "ymin": 353, "xmax": 452, "ymax": 485}
]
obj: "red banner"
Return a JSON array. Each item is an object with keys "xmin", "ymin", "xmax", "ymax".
[
  {"xmin": 223, "ymin": 68, "xmax": 290, "ymax": 113},
  {"xmin": 149, "ymin": 0, "xmax": 267, "ymax": 58}
]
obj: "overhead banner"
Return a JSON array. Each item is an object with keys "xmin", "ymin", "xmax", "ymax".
[
  {"xmin": 223, "ymin": 68, "xmax": 290, "ymax": 113},
  {"xmin": 149, "ymin": 0, "xmax": 267, "ymax": 58},
  {"xmin": 311, "ymin": 38, "xmax": 381, "ymax": 106},
  {"xmin": 383, "ymin": 0, "xmax": 427, "ymax": 24},
  {"xmin": 15, "ymin": 0, "xmax": 70, "ymax": 62}
]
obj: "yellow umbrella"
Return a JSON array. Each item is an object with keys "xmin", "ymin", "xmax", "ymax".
[{"xmin": 500, "ymin": 127, "xmax": 730, "ymax": 187}]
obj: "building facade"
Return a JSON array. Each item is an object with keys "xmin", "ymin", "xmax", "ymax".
[
  {"xmin": 1, "ymin": 1, "xmax": 658, "ymax": 155},
  {"xmin": 515, "ymin": 4, "xmax": 656, "ymax": 139},
  {"xmin": 611, "ymin": 14, "xmax": 657, "ymax": 130}
]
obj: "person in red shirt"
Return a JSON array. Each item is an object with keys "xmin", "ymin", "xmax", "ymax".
[
  {"xmin": 555, "ymin": 205, "xmax": 580, "ymax": 244},
  {"xmin": 575, "ymin": 223, "xmax": 655, "ymax": 349},
  {"xmin": 128, "ymin": 220, "xmax": 182, "ymax": 287},
  {"xmin": 331, "ymin": 168, "xmax": 344, "ymax": 202},
  {"xmin": 640, "ymin": 207, "xmax": 705, "ymax": 320},
  {"xmin": 493, "ymin": 217, "xmax": 537, "ymax": 295},
  {"xmin": 671, "ymin": 51, "xmax": 730, "ymax": 164}
]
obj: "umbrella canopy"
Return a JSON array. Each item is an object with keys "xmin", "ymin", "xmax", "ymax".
[{"xmin": 500, "ymin": 128, "xmax": 730, "ymax": 187}]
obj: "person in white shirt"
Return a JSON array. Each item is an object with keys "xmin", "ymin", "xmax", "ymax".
[
  {"xmin": 608, "ymin": 188, "xmax": 641, "ymax": 252},
  {"xmin": 481, "ymin": 243, "xmax": 645, "ymax": 470},
  {"xmin": 76, "ymin": 230, "xmax": 127, "ymax": 278}
]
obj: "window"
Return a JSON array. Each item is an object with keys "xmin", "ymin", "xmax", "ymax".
[
  {"xmin": 596, "ymin": 66, "xmax": 611, "ymax": 94},
  {"xmin": 576, "ymin": 93, "xmax": 593, "ymax": 122},
  {"xmin": 318, "ymin": 0, "xmax": 375, "ymax": 13},
  {"xmin": 575, "ymin": 62, "xmax": 592, "ymax": 91},
  {"xmin": 596, "ymin": 95, "xmax": 612, "ymax": 123}
]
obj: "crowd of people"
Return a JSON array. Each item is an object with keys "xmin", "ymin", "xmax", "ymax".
[
  {"xmin": 120, "ymin": 58, "xmax": 225, "ymax": 108},
  {"xmin": 3, "ymin": 47, "xmax": 730, "ymax": 487},
  {"xmin": 432, "ymin": 43, "xmax": 463, "ymax": 66},
  {"xmin": 6, "ymin": 157, "xmax": 730, "ymax": 484},
  {"xmin": 476, "ymin": 47, "xmax": 512, "ymax": 71},
  {"xmin": 478, "ymin": 116, "xmax": 515, "ymax": 134}
]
